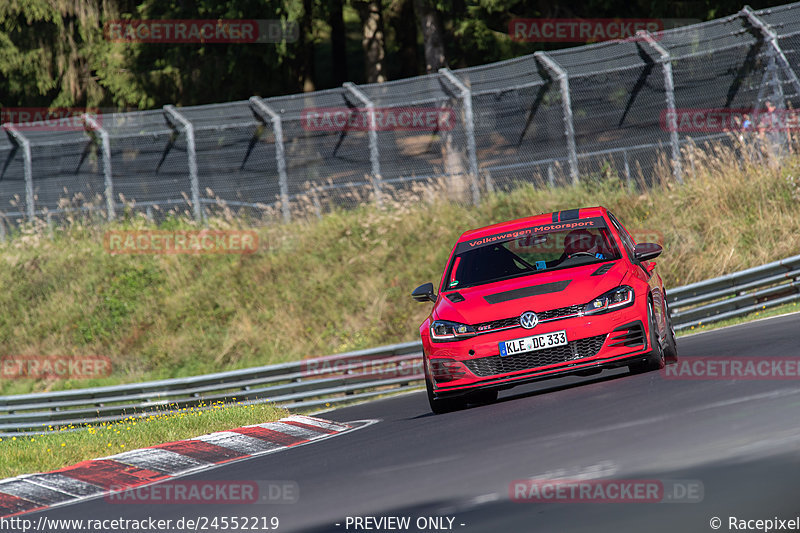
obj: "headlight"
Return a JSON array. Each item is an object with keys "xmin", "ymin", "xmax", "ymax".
[
  {"xmin": 584, "ymin": 286, "xmax": 634, "ymax": 315},
  {"xmin": 430, "ymin": 320, "xmax": 476, "ymax": 341}
]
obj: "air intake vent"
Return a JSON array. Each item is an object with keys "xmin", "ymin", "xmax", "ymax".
[
  {"xmin": 445, "ymin": 292, "xmax": 465, "ymax": 303},
  {"xmin": 608, "ymin": 321, "xmax": 645, "ymax": 347},
  {"xmin": 484, "ymin": 280, "xmax": 571, "ymax": 304},
  {"xmin": 592, "ymin": 263, "xmax": 614, "ymax": 276}
]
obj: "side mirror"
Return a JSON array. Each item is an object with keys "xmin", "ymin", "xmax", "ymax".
[
  {"xmin": 634, "ymin": 242, "xmax": 662, "ymax": 262},
  {"xmin": 412, "ymin": 282, "xmax": 437, "ymax": 303}
]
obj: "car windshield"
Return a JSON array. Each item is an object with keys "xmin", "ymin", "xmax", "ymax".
[{"xmin": 444, "ymin": 223, "xmax": 620, "ymax": 290}]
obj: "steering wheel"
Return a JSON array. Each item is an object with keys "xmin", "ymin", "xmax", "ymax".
[{"xmin": 567, "ymin": 251, "xmax": 596, "ymax": 258}]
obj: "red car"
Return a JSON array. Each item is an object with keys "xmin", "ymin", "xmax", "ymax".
[{"xmin": 412, "ymin": 206, "xmax": 677, "ymax": 414}]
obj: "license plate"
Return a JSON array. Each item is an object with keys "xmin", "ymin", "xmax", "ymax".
[{"xmin": 499, "ymin": 330, "xmax": 568, "ymax": 357}]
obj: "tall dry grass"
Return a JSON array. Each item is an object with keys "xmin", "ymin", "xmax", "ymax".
[{"xmin": 1, "ymin": 139, "xmax": 798, "ymax": 395}]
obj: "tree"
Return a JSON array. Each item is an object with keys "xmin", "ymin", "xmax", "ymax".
[
  {"xmin": 356, "ymin": 0, "xmax": 386, "ymax": 83},
  {"xmin": 328, "ymin": 0, "xmax": 348, "ymax": 85},
  {"xmin": 0, "ymin": 0, "xmax": 114, "ymax": 108},
  {"xmin": 413, "ymin": 0, "xmax": 446, "ymax": 73},
  {"xmin": 387, "ymin": 0, "xmax": 420, "ymax": 79},
  {"xmin": 297, "ymin": 0, "xmax": 316, "ymax": 91},
  {"xmin": 108, "ymin": 0, "xmax": 307, "ymax": 106}
]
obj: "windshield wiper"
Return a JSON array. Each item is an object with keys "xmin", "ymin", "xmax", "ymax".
[{"xmin": 505, "ymin": 248, "xmax": 538, "ymax": 272}]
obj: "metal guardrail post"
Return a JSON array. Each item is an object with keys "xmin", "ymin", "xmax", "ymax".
[
  {"xmin": 2, "ymin": 125, "xmax": 35, "ymax": 220},
  {"xmin": 741, "ymin": 7, "xmax": 800, "ymax": 98},
  {"xmin": 535, "ymin": 52, "xmax": 579, "ymax": 185},
  {"xmin": 343, "ymin": 82, "xmax": 383, "ymax": 207},
  {"xmin": 163, "ymin": 105, "xmax": 202, "ymax": 223},
  {"xmin": 439, "ymin": 68, "xmax": 480, "ymax": 206},
  {"xmin": 82, "ymin": 114, "xmax": 115, "ymax": 220},
  {"xmin": 250, "ymin": 97, "xmax": 291, "ymax": 222},
  {"xmin": 638, "ymin": 31, "xmax": 683, "ymax": 184}
]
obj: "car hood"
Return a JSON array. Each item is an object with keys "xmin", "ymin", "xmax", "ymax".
[{"xmin": 434, "ymin": 261, "xmax": 629, "ymax": 325}]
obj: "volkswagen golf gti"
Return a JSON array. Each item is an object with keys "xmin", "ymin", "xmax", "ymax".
[{"xmin": 412, "ymin": 206, "xmax": 677, "ymax": 414}]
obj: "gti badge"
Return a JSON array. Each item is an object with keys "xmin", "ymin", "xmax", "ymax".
[{"xmin": 520, "ymin": 311, "xmax": 539, "ymax": 329}]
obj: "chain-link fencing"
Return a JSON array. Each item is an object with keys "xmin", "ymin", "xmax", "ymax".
[{"xmin": 2, "ymin": 4, "xmax": 800, "ymax": 229}]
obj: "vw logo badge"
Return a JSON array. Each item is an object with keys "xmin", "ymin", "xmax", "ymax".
[{"xmin": 520, "ymin": 311, "xmax": 538, "ymax": 329}]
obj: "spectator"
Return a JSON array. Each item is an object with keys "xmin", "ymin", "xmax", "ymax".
[{"xmin": 758, "ymin": 99, "xmax": 786, "ymax": 166}]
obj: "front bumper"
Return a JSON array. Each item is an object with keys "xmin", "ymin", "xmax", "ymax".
[{"xmin": 425, "ymin": 306, "xmax": 651, "ymax": 398}]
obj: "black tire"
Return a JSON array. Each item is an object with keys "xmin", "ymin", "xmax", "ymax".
[
  {"xmin": 426, "ymin": 373, "xmax": 467, "ymax": 414},
  {"xmin": 628, "ymin": 299, "xmax": 665, "ymax": 374},
  {"xmin": 663, "ymin": 301, "xmax": 679, "ymax": 365}
]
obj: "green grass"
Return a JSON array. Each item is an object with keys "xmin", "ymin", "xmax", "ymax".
[
  {"xmin": 0, "ymin": 401, "xmax": 287, "ymax": 479},
  {"xmin": 1, "ymin": 140, "xmax": 800, "ymax": 396}
]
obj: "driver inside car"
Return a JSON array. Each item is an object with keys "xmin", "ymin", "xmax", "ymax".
[{"xmin": 562, "ymin": 229, "xmax": 607, "ymax": 260}]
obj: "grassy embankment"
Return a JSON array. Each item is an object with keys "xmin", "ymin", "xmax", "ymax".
[
  {"xmin": 1, "ymin": 141, "xmax": 800, "ymax": 478},
  {"xmin": 1, "ymin": 141, "xmax": 799, "ymax": 398},
  {"xmin": 0, "ymin": 402, "xmax": 287, "ymax": 479}
]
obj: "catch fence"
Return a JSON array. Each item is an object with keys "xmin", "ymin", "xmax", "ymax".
[{"xmin": 2, "ymin": 5, "xmax": 800, "ymax": 226}]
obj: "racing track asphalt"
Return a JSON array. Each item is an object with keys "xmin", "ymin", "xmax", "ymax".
[{"xmin": 21, "ymin": 312, "xmax": 800, "ymax": 533}]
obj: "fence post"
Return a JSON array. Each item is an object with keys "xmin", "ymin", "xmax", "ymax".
[
  {"xmin": 82, "ymin": 113, "xmax": 115, "ymax": 220},
  {"xmin": 741, "ymin": 7, "xmax": 800, "ymax": 98},
  {"xmin": 623, "ymin": 149, "xmax": 632, "ymax": 188},
  {"xmin": 3, "ymin": 125, "xmax": 35, "ymax": 220},
  {"xmin": 343, "ymin": 82, "xmax": 382, "ymax": 207},
  {"xmin": 163, "ymin": 105, "xmax": 202, "ymax": 223},
  {"xmin": 484, "ymin": 171, "xmax": 495, "ymax": 194},
  {"xmin": 638, "ymin": 30, "xmax": 683, "ymax": 184},
  {"xmin": 250, "ymin": 96, "xmax": 291, "ymax": 222},
  {"xmin": 535, "ymin": 52, "xmax": 579, "ymax": 185},
  {"xmin": 439, "ymin": 67, "xmax": 480, "ymax": 205}
]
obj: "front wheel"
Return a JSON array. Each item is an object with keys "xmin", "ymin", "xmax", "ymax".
[
  {"xmin": 426, "ymin": 373, "xmax": 467, "ymax": 414},
  {"xmin": 663, "ymin": 301, "xmax": 679, "ymax": 365},
  {"xmin": 628, "ymin": 299, "xmax": 665, "ymax": 374}
]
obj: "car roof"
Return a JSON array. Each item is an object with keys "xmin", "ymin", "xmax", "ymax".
[{"xmin": 457, "ymin": 206, "xmax": 610, "ymax": 242}]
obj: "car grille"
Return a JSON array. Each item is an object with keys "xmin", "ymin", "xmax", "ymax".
[
  {"xmin": 474, "ymin": 316, "xmax": 520, "ymax": 332},
  {"xmin": 463, "ymin": 334, "xmax": 607, "ymax": 377},
  {"xmin": 472, "ymin": 305, "xmax": 583, "ymax": 334},
  {"xmin": 537, "ymin": 304, "xmax": 583, "ymax": 321}
]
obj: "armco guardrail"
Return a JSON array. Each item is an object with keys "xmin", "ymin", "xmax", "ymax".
[
  {"xmin": 2, "ymin": 254, "xmax": 800, "ymax": 433},
  {"xmin": 0, "ymin": 341, "xmax": 424, "ymax": 435},
  {"xmin": 668, "ymin": 253, "xmax": 800, "ymax": 331}
]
